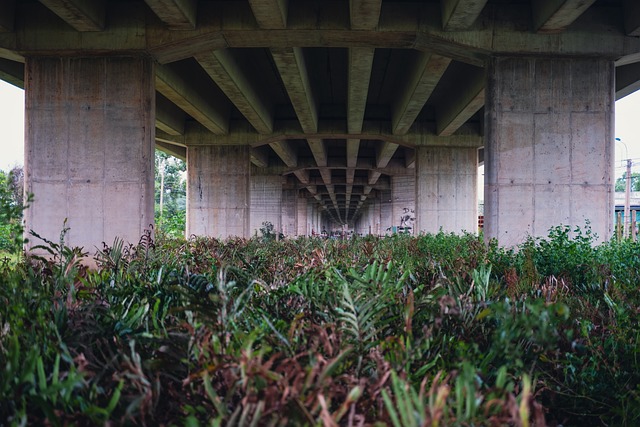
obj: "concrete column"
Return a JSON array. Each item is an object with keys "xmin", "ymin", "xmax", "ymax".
[
  {"xmin": 392, "ymin": 175, "xmax": 416, "ymax": 234},
  {"xmin": 415, "ymin": 146, "xmax": 478, "ymax": 234},
  {"xmin": 250, "ymin": 174, "xmax": 282, "ymax": 236},
  {"xmin": 281, "ymin": 188, "xmax": 297, "ymax": 237},
  {"xmin": 296, "ymin": 195, "xmax": 308, "ymax": 236},
  {"xmin": 485, "ymin": 57, "xmax": 614, "ymax": 246},
  {"xmin": 187, "ymin": 145, "xmax": 250, "ymax": 238},
  {"xmin": 24, "ymin": 56, "xmax": 155, "ymax": 252}
]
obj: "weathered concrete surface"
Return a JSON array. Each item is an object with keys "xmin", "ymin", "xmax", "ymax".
[
  {"xmin": 484, "ymin": 57, "xmax": 614, "ymax": 246},
  {"xmin": 297, "ymin": 195, "xmax": 308, "ymax": 236},
  {"xmin": 186, "ymin": 145, "xmax": 250, "ymax": 238},
  {"xmin": 24, "ymin": 56, "xmax": 155, "ymax": 252},
  {"xmin": 281, "ymin": 188, "xmax": 297, "ymax": 236},
  {"xmin": 250, "ymin": 174, "xmax": 282, "ymax": 236},
  {"xmin": 392, "ymin": 175, "xmax": 416, "ymax": 233},
  {"xmin": 415, "ymin": 146, "xmax": 478, "ymax": 234}
]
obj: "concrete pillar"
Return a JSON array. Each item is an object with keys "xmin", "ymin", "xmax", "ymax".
[
  {"xmin": 485, "ymin": 57, "xmax": 614, "ymax": 246},
  {"xmin": 250, "ymin": 174, "xmax": 282, "ymax": 236},
  {"xmin": 415, "ymin": 146, "xmax": 478, "ymax": 234},
  {"xmin": 24, "ymin": 56, "xmax": 155, "ymax": 252},
  {"xmin": 392, "ymin": 175, "xmax": 416, "ymax": 234},
  {"xmin": 296, "ymin": 195, "xmax": 308, "ymax": 236},
  {"xmin": 281, "ymin": 188, "xmax": 297, "ymax": 237},
  {"xmin": 187, "ymin": 145, "xmax": 250, "ymax": 238}
]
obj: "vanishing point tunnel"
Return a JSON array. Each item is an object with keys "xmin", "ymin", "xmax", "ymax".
[{"xmin": 1, "ymin": 0, "xmax": 640, "ymax": 250}]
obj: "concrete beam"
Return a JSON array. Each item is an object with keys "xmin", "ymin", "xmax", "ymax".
[
  {"xmin": 405, "ymin": 148, "xmax": 415, "ymax": 169},
  {"xmin": 623, "ymin": 0, "xmax": 640, "ymax": 36},
  {"xmin": 532, "ymin": 0, "xmax": 597, "ymax": 34},
  {"xmin": 156, "ymin": 94, "xmax": 185, "ymax": 136},
  {"xmin": 293, "ymin": 169, "xmax": 310, "ymax": 185},
  {"xmin": 346, "ymin": 139, "xmax": 360, "ymax": 169},
  {"xmin": 144, "ymin": 0, "xmax": 197, "ymax": 30},
  {"xmin": 437, "ymin": 67, "xmax": 484, "ymax": 136},
  {"xmin": 38, "ymin": 0, "xmax": 105, "ymax": 31},
  {"xmin": 307, "ymin": 138, "xmax": 327, "ymax": 167},
  {"xmin": 271, "ymin": 47, "xmax": 318, "ymax": 133},
  {"xmin": 376, "ymin": 141, "xmax": 399, "ymax": 169},
  {"xmin": 195, "ymin": 49, "xmax": 273, "ymax": 134},
  {"xmin": 0, "ymin": 58, "xmax": 23, "ymax": 89},
  {"xmin": 392, "ymin": 53, "xmax": 451, "ymax": 135},
  {"xmin": 348, "ymin": 47, "xmax": 375, "ymax": 134},
  {"xmin": 156, "ymin": 140, "xmax": 186, "ymax": 161},
  {"xmin": 0, "ymin": 1, "xmax": 15, "ymax": 32},
  {"xmin": 616, "ymin": 62, "xmax": 640, "ymax": 100},
  {"xmin": 270, "ymin": 140, "xmax": 297, "ymax": 167},
  {"xmin": 156, "ymin": 64, "xmax": 229, "ymax": 135},
  {"xmin": 248, "ymin": 0, "xmax": 288, "ymax": 29},
  {"xmin": 349, "ymin": 0, "xmax": 382, "ymax": 30},
  {"xmin": 441, "ymin": 0, "xmax": 488, "ymax": 31},
  {"xmin": 251, "ymin": 146, "xmax": 270, "ymax": 168}
]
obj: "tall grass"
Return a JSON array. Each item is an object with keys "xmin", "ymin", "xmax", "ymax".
[{"xmin": 1, "ymin": 224, "xmax": 639, "ymax": 425}]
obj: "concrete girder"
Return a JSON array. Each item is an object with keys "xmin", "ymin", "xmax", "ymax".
[
  {"xmin": 250, "ymin": 146, "xmax": 270, "ymax": 168},
  {"xmin": 350, "ymin": 0, "xmax": 382, "ymax": 30},
  {"xmin": 348, "ymin": 47, "xmax": 375, "ymax": 134},
  {"xmin": 38, "ymin": 0, "xmax": 105, "ymax": 32},
  {"xmin": 376, "ymin": 141, "xmax": 400, "ymax": 169},
  {"xmin": 156, "ymin": 140, "xmax": 186, "ymax": 161},
  {"xmin": 195, "ymin": 49, "xmax": 274, "ymax": 134},
  {"xmin": 156, "ymin": 94, "xmax": 186, "ymax": 136},
  {"xmin": 441, "ymin": 0, "xmax": 489, "ymax": 31},
  {"xmin": 405, "ymin": 148, "xmax": 416, "ymax": 169},
  {"xmin": 248, "ymin": 0, "xmax": 288, "ymax": 30},
  {"xmin": 144, "ymin": 0, "xmax": 197, "ymax": 30},
  {"xmin": 346, "ymin": 139, "xmax": 360, "ymax": 169},
  {"xmin": 269, "ymin": 140, "xmax": 297, "ymax": 167},
  {"xmin": 437, "ymin": 66, "xmax": 485, "ymax": 136},
  {"xmin": 271, "ymin": 47, "xmax": 318, "ymax": 134},
  {"xmin": 0, "ymin": 58, "xmax": 23, "ymax": 89},
  {"xmin": 623, "ymin": 0, "xmax": 640, "ymax": 36},
  {"xmin": 0, "ymin": 1, "xmax": 15, "ymax": 32},
  {"xmin": 616, "ymin": 62, "xmax": 640, "ymax": 100},
  {"xmin": 307, "ymin": 138, "xmax": 328, "ymax": 167},
  {"xmin": 156, "ymin": 64, "xmax": 229, "ymax": 135},
  {"xmin": 532, "ymin": 0, "xmax": 598, "ymax": 34},
  {"xmin": 392, "ymin": 53, "xmax": 451, "ymax": 135},
  {"xmin": 294, "ymin": 169, "xmax": 310, "ymax": 185}
]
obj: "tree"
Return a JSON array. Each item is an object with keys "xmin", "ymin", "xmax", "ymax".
[
  {"xmin": 0, "ymin": 167, "xmax": 26, "ymax": 252},
  {"xmin": 614, "ymin": 172, "xmax": 640, "ymax": 192},
  {"xmin": 155, "ymin": 151, "xmax": 187, "ymax": 237}
]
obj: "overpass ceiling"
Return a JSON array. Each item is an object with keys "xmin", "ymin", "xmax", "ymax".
[{"xmin": 0, "ymin": 0, "xmax": 638, "ymax": 223}]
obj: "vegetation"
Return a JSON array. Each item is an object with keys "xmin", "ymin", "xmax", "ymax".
[
  {"xmin": 615, "ymin": 172, "xmax": 640, "ymax": 192},
  {"xmin": 2, "ymin": 173, "xmax": 640, "ymax": 425},
  {"xmin": 155, "ymin": 151, "xmax": 186, "ymax": 237}
]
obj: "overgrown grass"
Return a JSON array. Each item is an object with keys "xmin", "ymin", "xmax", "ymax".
[{"xmin": 1, "ymin": 228, "xmax": 639, "ymax": 425}]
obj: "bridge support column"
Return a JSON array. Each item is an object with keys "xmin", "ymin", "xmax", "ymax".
[
  {"xmin": 186, "ymin": 145, "xmax": 250, "ymax": 238},
  {"xmin": 281, "ymin": 188, "xmax": 297, "ymax": 237},
  {"xmin": 296, "ymin": 195, "xmax": 308, "ymax": 236},
  {"xmin": 392, "ymin": 175, "xmax": 416, "ymax": 234},
  {"xmin": 250, "ymin": 174, "xmax": 282, "ymax": 237},
  {"xmin": 24, "ymin": 56, "xmax": 155, "ymax": 252},
  {"xmin": 484, "ymin": 57, "xmax": 614, "ymax": 246},
  {"xmin": 415, "ymin": 146, "xmax": 478, "ymax": 234}
]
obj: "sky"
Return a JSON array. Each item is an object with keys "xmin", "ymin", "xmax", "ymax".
[{"xmin": 1, "ymin": 78, "xmax": 640, "ymax": 178}]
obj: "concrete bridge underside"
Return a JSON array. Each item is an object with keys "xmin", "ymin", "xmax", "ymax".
[{"xmin": 1, "ymin": 0, "xmax": 639, "ymax": 248}]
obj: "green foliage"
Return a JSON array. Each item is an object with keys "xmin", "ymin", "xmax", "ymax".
[
  {"xmin": 0, "ymin": 168, "xmax": 28, "ymax": 254},
  {"xmin": 615, "ymin": 171, "xmax": 640, "ymax": 192},
  {"xmin": 155, "ymin": 150, "xmax": 186, "ymax": 237},
  {"xmin": 1, "ymin": 228, "xmax": 640, "ymax": 425}
]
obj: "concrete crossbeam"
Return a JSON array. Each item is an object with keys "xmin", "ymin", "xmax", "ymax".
[
  {"xmin": 376, "ymin": 141, "xmax": 399, "ymax": 169},
  {"xmin": 348, "ymin": 47, "xmax": 375, "ymax": 134},
  {"xmin": 248, "ymin": 0, "xmax": 288, "ymax": 29},
  {"xmin": 156, "ymin": 63, "xmax": 229, "ymax": 135},
  {"xmin": 441, "ymin": 0, "xmax": 489, "ymax": 31},
  {"xmin": 144, "ymin": 0, "xmax": 197, "ymax": 30},
  {"xmin": 392, "ymin": 53, "xmax": 451, "ymax": 135},
  {"xmin": 437, "ymin": 66, "xmax": 485, "ymax": 136},
  {"xmin": 349, "ymin": 0, "xmax": 382, "ymax": 30},
  {"xmin": 195, "ymin": 49, "xmax": 273, "ymax": 134},
  {"xmin": 271, "ymin": 47, "xmax": 318, "ymax": 134},
  {"xmin": 250, "ymin": 146, "xmax": 270, "ymax": 168},
  {"xmin": 38, "ymin": 0, "xmax": 105, "ymax": 32},
  {"xmin": 532, "ymin": 0, "xmax": 597, "ymax": 34},
  {"xmin": 156, "ymin": 140, "xmax": 186, "ymax": 161}
]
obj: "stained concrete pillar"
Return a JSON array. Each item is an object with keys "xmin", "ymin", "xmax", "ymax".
[
  {"xmin": 296, "ymin": 195, "xmax": 308, "ymax": 236},
  {"xmin": 250, "ymin": 174, "xmax": 282, "ymax": 236},
  {"xmin": 186, "ymin": 145, "xmax": 250, "ymax": 238},
  {"xmin": 485, "ymin": 57, "xmax": 614, "ymax": 246},
  {"xmin": 415, "ymin": 146, "xmax": 478, "ymax": 234},
  {"xmin": 281, "ymin": 188, "xmax": 297, "ymax": 236},
  {"xmin": 392, "ymin": 175, "xmax": 416, "ymax": 234},
  {"xmin": 24, "ymin": 56, "xmax": 155, "ymax": 251}
]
